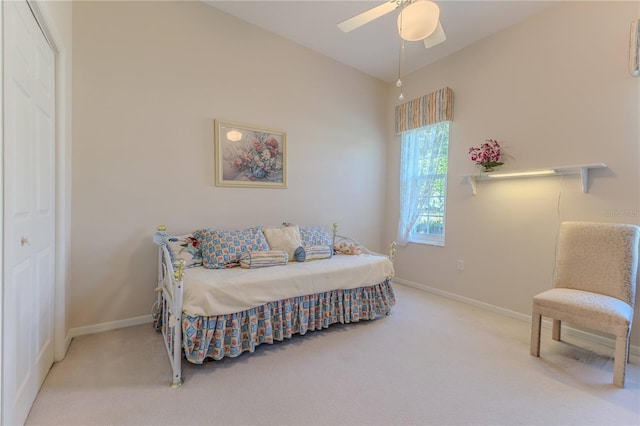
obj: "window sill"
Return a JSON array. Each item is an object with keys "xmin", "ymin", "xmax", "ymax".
[{"xmin": 408, "ymin": 237, "xmax": 444, "ymax": 247}]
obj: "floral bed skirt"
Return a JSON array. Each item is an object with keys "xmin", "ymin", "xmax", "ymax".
[{"xmin": 178, "ymin": 280, "xmax": 395, "ymax": 364}]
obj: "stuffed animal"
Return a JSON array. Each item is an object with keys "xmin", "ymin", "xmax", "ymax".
[{"xmin": 334, "ymin": 241, "xmax": 362, "ymax": 255}]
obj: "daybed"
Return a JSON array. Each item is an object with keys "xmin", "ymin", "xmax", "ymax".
[{"xmin": 153, "ymin": 224, "xmax": 396, "ymax": 387}]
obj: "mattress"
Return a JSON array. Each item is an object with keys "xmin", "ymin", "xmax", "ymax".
[{"xmin": 181, "ymin": 253, "xmax": 394, "ymax": 316}]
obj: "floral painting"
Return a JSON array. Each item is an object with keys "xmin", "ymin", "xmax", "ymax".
[{"xmin": 215, "ymin": 120, "xmax": 287, "ymax": 188}]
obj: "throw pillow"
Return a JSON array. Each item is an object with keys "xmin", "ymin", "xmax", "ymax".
[
  {"xmin": 262, "ymin": 226, "xmax": 302, "ymax": 261},
  {"xmin": 299, "ymin": 226, "xmax": 332, "ymax": 247},
  {"xmin": 294, "ymin": 245, "xmax": 333, "ymax": 262},
  {"xmin": 240, "ymin": 250, "xmax": 289, "ymax": 269},
  {"xmin": 195, "ymin": 227, "xmax": 269, "ymax": 269},
  {"xmin": 164, "ymin": 234, "xmax": 203, "ymax": 268}
]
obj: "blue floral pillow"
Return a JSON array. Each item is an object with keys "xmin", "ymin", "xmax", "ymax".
[
  {"xmin": 195, "ymin": 227, "xmax": 269, "ymax": 269},
  {"xmin": 299, "ymin": 226, "xmax": 332, "ymax": 247},
  {"xmin": 164, "ymin": 234, "xmax": 202, "ymax": 268}
]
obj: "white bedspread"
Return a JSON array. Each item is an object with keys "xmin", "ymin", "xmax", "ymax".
[{"xmin": 181, "ymin": 254, "xmax": 394, "ymax": 316}]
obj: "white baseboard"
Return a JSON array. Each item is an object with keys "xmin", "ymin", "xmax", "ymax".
[
  {"xmin": 62, "ymin": 280, "xmax": 639, "ymax": 358},
  {"xmin": 67, "ymin": 315, "xmax": 154, "ymax": 341},
  {"xmin": 61, "ymin": 331, "xmax": 73, "ymax": 361},
  {"xmin": 393, "ymin": 278, "xmax": 640, "ymax": 357}
]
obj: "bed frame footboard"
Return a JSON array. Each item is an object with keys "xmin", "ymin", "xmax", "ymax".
[{"xmin": 155, "ymin": 226, "xmax": 184, "ymax": 387}]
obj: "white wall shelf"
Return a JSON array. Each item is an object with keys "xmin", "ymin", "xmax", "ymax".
[{"xmin": 466, "ymin": 163, "xmax": 607, "ymax": 195}]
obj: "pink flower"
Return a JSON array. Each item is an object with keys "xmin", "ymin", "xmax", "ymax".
[
  {"xmin": 264, "ymin": 138, "xmax": 278, "ymax": 156},
  {"xmin": 469, "ymin": 139, "xmax": 504, "ymax": 167},
  {"xmin": 264, "ymin": 138, "xmax": 277, "ymax": 153},
  {"xmin": 252, "ymin": 139, "xmax": 264, "ymax": 152}
]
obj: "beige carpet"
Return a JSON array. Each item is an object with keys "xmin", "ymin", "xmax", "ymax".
[{"xmin": 26, "ymin": 284, "xmax": 640, "ymax": 426}]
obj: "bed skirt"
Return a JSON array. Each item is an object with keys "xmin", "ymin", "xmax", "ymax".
[{"xmin": 175, "ymin": 280, "xmax": 395, "ymax": 364}]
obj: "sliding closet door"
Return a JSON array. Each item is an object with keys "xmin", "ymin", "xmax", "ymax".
[{"xmin": 3, "ymin": 1, "xmax": 56, "ymax": 424}]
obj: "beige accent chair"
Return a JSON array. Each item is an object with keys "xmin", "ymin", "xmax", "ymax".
[{"xmin": 530, "ymin": 221, "xmax": 640, "ymax": 388}]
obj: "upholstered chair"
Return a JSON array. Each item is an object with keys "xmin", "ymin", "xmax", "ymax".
[{"xmin": 530, "ymin": 221, "xmax": 640, "ymax": 388}]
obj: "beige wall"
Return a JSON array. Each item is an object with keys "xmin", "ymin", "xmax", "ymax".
[
  {"xmin": 71, "ymin": 1, "xmax": 388, "ymax": 328},
  {"xmin": 71, "ymin": 0, "xmax": 640, "ymax": 349},
  {"xmin": 385, "ymin": 1, "xmax": 640, "ymax": 345}
]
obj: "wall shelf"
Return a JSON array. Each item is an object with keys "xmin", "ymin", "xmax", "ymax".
[{"xmin": 466, "ymin": 163, "xmax": 607, "ymax": 195}]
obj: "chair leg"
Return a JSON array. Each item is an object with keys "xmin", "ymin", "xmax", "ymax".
[
  {"xmin": 530, "ymin": 312, "xmax": 541, "ymax": 357},
  {"xmin": 626, "ymin": 339, "xmax": 631, "ymax": 364},
  {"xmin": 552, "ymin": 319, "xmax": 561, "ymax": 341},
  {"xmin": 613, "ymin": 335, "xmax": 629, "ymax": 388}
]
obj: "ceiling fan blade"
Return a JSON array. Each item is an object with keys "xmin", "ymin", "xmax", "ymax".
[
  {"xmin": 337, "ymin": 1, "xmax": 399, "ymax": 33},
  {"xmin": 423, "ymin": 21, "xmax": 446, "ymax": 48}
]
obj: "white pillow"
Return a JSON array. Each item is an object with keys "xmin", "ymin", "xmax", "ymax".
[{"xmin": 262, "ymin": 226, "xmax": 302, "ymax": 261}]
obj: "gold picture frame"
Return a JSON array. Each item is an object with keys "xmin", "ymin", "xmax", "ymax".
[
  {"xmin": 214, "ymin": 119, "xmax": 287, "ymax": 188},
  {"xmin": 630, "ymin": 20, "xmax": 640, "ymax": 77}
]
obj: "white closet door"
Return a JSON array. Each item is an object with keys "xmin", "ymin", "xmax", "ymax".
[{"xmin": 3, "ymin": 1, "xmax": 56, "ymax": 425}]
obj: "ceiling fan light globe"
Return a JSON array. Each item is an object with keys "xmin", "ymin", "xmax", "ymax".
[{"xmin": 397, "ymin": 0, "xmax": 440, "ymax": 41}]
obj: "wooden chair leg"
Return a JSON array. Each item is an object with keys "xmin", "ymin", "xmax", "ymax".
[
  {"xmin": 552, "ymin": 319, "xmax": 561, "ymax": 341},
  {"xmin": 613, "ymin": 335, "xmax": 628, "ymax": 388},
  {"xmin": 530, "ymin": 312, "xmax": 542, "ymax": 357}
]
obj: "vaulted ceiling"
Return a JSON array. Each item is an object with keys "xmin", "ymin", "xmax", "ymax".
[{"xmin": 205, "ymin": 1, "xmax": 558, "ymax": 82}]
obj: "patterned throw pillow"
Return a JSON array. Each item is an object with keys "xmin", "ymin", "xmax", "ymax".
[
  {"xmin": 164, "ymin": 234, "xmax": 203, "ymax": 268},
  {"xmin": 194, "ymin": 227, "xmax": 269, "ymax": 269},
  {"xmin": 293, "ymin": 245, "xmax": 333, "ymax": 262},
  {"xmin": 262, "ymin": 226, "xmax": 302, "ymax": 261},
  {"xmin": 240, "ymin": 250, "xmax": 289, "ymax": 269},
  {"xmin": 299, "ymin": 226, "xmax": 332, "ymax": 247}
]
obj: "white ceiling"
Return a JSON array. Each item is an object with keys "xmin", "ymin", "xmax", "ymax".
[{"xmin": 204, "ymin": 1, "xmax": 559, "ymax": 83}]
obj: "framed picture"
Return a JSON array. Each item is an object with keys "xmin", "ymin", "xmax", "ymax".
[
  {"xmin": 214, "ymin": 119, "xmax": 287, "ymax": 188},
  {"xmin": 631, "ymin": 19, "xmax": 640, "ymax": 77}
]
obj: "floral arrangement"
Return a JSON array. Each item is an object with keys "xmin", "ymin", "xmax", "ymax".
[
  {"xmin": 228, "ymin": 133, "xmax": 283, "ymax": 181},
  {"xmin": 469, "ymin": 139, "xmax": 504, "ymax": 172}
]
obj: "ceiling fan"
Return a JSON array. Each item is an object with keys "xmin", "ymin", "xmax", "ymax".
[{"xmin": 338, "ymin": 0, "xmax": 446, "ymax": 48}]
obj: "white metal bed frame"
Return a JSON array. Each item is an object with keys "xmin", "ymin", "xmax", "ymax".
[
  {"xmin": 153, "ymin": 224, "xmax": 396, "ymax": 387},
  {"xmin": 155, "ymin": 229, "xmax": 185, "ymax": 387}
]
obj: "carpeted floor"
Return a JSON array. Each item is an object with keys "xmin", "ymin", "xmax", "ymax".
[{"xmin": 26, "ymin": 284, "xmax": 640, "ymax": 425}]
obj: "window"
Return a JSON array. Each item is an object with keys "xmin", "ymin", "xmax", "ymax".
[{"xmin": 397, "ymin": 121, "xmax": 450, "ymax": 246}]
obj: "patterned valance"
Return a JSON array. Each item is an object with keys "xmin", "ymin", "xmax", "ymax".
[{"xmin": 395, "ymin": 86, "xmax": 453, "ymax": 134}]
